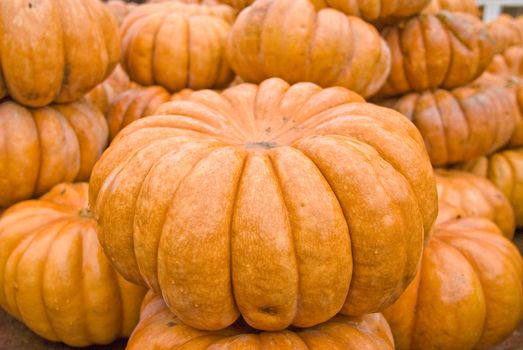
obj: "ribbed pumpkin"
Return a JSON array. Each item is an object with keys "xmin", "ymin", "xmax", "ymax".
[
  {"xmin": 383, "ymin": 207, "xmax": 523, "ymax": 350},
  {"xmin": 86, "ymin": 65, "xmax": 134, "ymax": 115},
  {"xmin": 379, "ymin": 12, "xmax": 495, "ymax": 98},
  {"xmin": 105, "ymin": 0, "xmax": 138, "ymax": 26},
  {"xmin": 487, "ymin": 15, "xmax": 523, "ymax": 55},
  {"xmin": 90, "ymin": 78, "xmax": 437, "ymax": 331},
  {"xmin": 226, "ymin": 0, "xmax": 391, "ymax": 98},
  {"xmin": 486, "ymin": 46, "xmax": 523, "ymax": 77},
  {"xmin": 380, "ymin": 84, "xmax": 517, "ymax": 166},
  {"xmin": 127, "ymin": 291, "xmax": 395, "ymax": 350},
  {"xmin": 0, "ymin": 0, "xmax": 120, "ymax": 107},
  {"xmin": 0, "ymin": 183, "xmax": 146, "ymax": 347},
  {"xmin": 121, "ymin": 2, "xmax": 235, "ymax": 92},
  {"xmin": 0, "ymin": 99, "xmax": 108, "ymax": 208},
  {"xmin": 435, "ymin": 169, "xmax": 515, "ymax": 238},
  {"xmin": 423, "ymin": 0, "xmax": 480, "ymax": 16},
  {"xmin": 215, "ymin": 0, "xmax": 253, "ymax": 10},
  {"xmin": 457, "ymin": 148, "xmax": 523, "ymax": 227}
]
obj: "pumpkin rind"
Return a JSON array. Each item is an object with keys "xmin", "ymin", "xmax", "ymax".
[
  {"xmin": 384, "ymin": 210, "xmax": 523, "ymax": 350},
  {"xmin": 0, "ymin": 183, "xmax": 146, "ymax": 347},
  {"xmin": 0, "ymin": 99, "xmax": 108, "ymax": 208},
  {"xmin": 423, "ymin": 0, "xmax": 480, "ymax": 16},
  {"xmin": 90, "ymin": 78, "xmax": 437, "ymax": 331},
  {"xmin": 86, "ymin": 65, "xmax": 134, "ymax": 115},
  {"xmin": 0, "ymin": 0, "xmax": 120, "ymax": 107},
  {"xmin": 127, "ymin": 291, "xmax": 395, "ymax": 350},
  {"xmin": 225, "ymin": 0, "xmax": 391, "ymax": 99}
]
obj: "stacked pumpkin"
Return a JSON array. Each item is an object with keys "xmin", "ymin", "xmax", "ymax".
[{"xmin": 0, "ymin": 0, "xmax": 522, "ymax": 349}]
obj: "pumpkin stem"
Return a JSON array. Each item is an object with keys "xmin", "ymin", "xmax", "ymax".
[{"xmin": 78, "ymin": 208, "xmax": 91, "ymax": 218}]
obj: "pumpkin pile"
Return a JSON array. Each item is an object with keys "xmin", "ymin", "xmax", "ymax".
[{"xmin": 0, "ymin": 0, "xmax": 522, "ymax": 349}]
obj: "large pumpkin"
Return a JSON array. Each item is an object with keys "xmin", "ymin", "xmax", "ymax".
[
  {"xmin": 90, "ymin": 78, "xmax": 437, "ymax": 331},
  {"xmin": 127, "ymin": 291, "xmax": 395, "ymax": 350},
  {"xmin": 0, "ymin": 183, "xmax": 146, "ymax": 347},
  {"xmin": 423, "ymin": 0, "xmax": 480, "ymax": 16},
  {"xmin": 435, "ymin": 169, "xmax": 515, "ymax": 237},
  {"xmin": 383, "ymin": 207, "xmax": 523, "ymax": 350},
  {"xmin": 379, "ymin": 12, "xmax": 495, "ymax": 98},
  {"xmin": 0, "ymin": 99, "xmax": 108, "ymax": 208},
  {"xmin": 86, "ymin": 65, "xmax": 134, "ymax": 115},
  {"xmin": 120, "ymin": 2, "xmax": 235, "ymax": 92},
  {"xmin": 226, "ymin": 0, "xmax": 391, "ymax": 99},
  {"xmin": 486, "ymin": 46, "xmax": 523, "ymax": 77},
  {"xmin": 379, "ymin": 84, "xmax": 516, "ymax": 166},
  {"xmin": 0, "ymin": 0, "xmax": 120, "ymax": 107},
  {"xmin": 486, "ymin": 15, "xmax": 523, "ymax": 55},
  {"xmin": 457, "ymin": 147, "xmax": 523, "ymax": 227}
]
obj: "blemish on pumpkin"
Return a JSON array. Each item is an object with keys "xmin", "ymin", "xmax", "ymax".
[
  {"xmin": 166, "ymin": 321, "xmax": 176, "ymax": 327},
  {"xmin": 60, "ymin": 188, "xmax": 67, "ymax": 196},
  {"xmin": 245, "ymin": 141, "xmax": 278, "ymax": 149},
  {"xmin": 265, "ymin": 127, "xmax": 271, "ymax": 133},
  {"xmin": 259, "ymin": 307, "xmax": 277, "ymax": 315}
]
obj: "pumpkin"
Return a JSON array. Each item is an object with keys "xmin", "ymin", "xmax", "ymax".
[
  {"xmin": 86, "ymin": 65, "xmax": 134, "ymax": 115},
  {"xmin": 486, "ymin": 46, "xmax": 523, "ymax": 77},
  {"xmin": 486, "ymin": 15, "xmax": 523, "ymax": 55},
  {"xmin": 379, "ymin": 84, "xmax": 517, "ymax": 166},
  {"xmin": 105, "ymin": 0, "xmax": 138, "ymax": 26},
  {"xmin": 0, "ymin": 183, "xmax": 146, "ymax": 347},
  {"xmin": 226, "ymin": 0, "xmax": 391, "ymax": 99},
  {"xmin": 121, "ymin": 2, "xmax": 236, "ymax": 92},
  {"xmin": 379, "ymin": 12, "xmax": 495, "ymax": 98},
  {"xmin": 90, "ymin": 78, "xmax": 437, "ymax": 331},
  {"xmin": 457, "ymin": 148, "xmax": 523, "ymax": 227},
  {"xmin": 0, "ymin": 0, "xmax": 120, "ymax": 107},
  {"xmin": 383, "ymin": 207, "xmax": 523, "ymax": 350},
  {"xmin": 127, "ymin": 291, "xmax": 395, "ymax": 350},
  {"xmin": 435, "ymin": 169, "xmax": 515, "ymax": 238},
  {"xmin": 0, "ymin": 99, "xmax": 108, "ymax": 208},
  {"xmin": 423, "ymin": 0, "xmax": 480, "ymax": 16}
]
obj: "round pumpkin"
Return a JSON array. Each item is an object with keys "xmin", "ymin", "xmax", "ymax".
[
  {"xmin": 383, "ymin": 208, "xmax": 523, "ymax": 350},
  {"xmin": 0, "ymin": 99, "xmax": 108, "ymax": 208},
  {"xmin": 121, "ymin": 2, "xmax": 236, "ymax": 92},
  {"xmin": 90, "ymin": 78, "xmax": 437, "ymax": 331},
  {"xmin": 435, "ymin": 169, "xmax": 515, "ymax": 238},
  {"xmin": 457, "ymin": 147, "xmax": 523, "ymax": 227},
  {"xmin": 423, "ymin": 0, "xmax": 480, "ymax": 16},
  {"xmin": 0, "ymin": 183, "xmax": 146, "ymax": 347},
  {"xmin": 487, "ymin": 15, "xmax": 523, "ymax": 55},
  {"xmin": 379, "ymin": 12, "xmax": 495, "ymax": 98},
  {"xmin": 127, "ymin": 291, "xmax": 395, "ymax": 350},
  {"xmin": 379, "ymin": 84, "xmax": 517, "ymax": 166},
  {"xmin": 86, "ymin": 65, "xmax": 134, "ymax": 115},
  {"xmin": 486, "ymin": 46, "xmax": 523, "ymax": 77},
  {"xmin": 226, "ymin": 0, "xmax": 391, "ymax": 99},
  {"xmin": 0, "ymin": 0, "xmax": 120, "ymax": 107}
]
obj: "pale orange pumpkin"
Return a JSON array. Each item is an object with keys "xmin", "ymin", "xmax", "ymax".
[
  {"xmin": 486, "ymin": 46, "xmax": 523, "ymax": 77},
  {"xmin": 487, "ymin": 15, "xmax": 523, "ymax": 55},
  {"xmin": 90, "ymin": 78, "xmax": 437, "ymax": 331},
  {"xmin": 105, "ymin": 0, "xmax": 138, "ymax": 26},
  {"xmin": 0, "ymin": 99, "xmax": 108, "ymax": 208},
  {"xmin": 383, "ymin": 207, "xmax": 523, "ymax": 350},
  {"xmin": 127, "ymin": 291, "xmax": 395, "ymax": 350},
  {"xmin": 0, "ymin": 1, "xmax": 120, "ymax": 107},
  {"xmin": 379, "ymin": 12, "xmax": 495, "ymax": 98},
  {"xmin": 226, "ymin": 0, "xmax": 391, "ymax": 98},
  {"xmin": 0, "ymin": 183, "xmax": 146, "ymax": 347},
  {"xmin": 86, "ymin": 65, "xmax": 134, "ymax": 115},
  {"xmin": 423, "ymin": 0, "xmax": 480, "ymax": 16},
  {"xmin": 121, "ymin": 2, "xmax": 236, "ymax": 92}
]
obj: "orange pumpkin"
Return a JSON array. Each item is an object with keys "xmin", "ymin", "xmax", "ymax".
[
  {"xmin": 379, "ymin": 12, "xmax": 495, "ymax": 98},
  {"xmin": 0, "ymin": 183, "xmax": 146, "ymax": 347},
  {"xmin": 90, "ymin": 78, "xmax": 437, "ymax": 331},
  {"xmin": 127, "ymin": 291, "xmax": 395, "ymax": 350},
  {"xmin": 435, "ymin": 170, "xmax": 515, "ymax": 238},
  {"xmin": 0, "ymin": 99, "xmax": 108, "ymax": 208},
  {"xmin": 121, "ymin": 2, "xmax": 236, "ymax": 92},
  {"xmin": 487, "ymin": 15, "xmax": 523, "ymax": 55},
  {"xmin": 105, "ymin": 0, "xmax": 138, "ymax": 26},
  {"xmin": 457, "ymin": 148, "xmax": 523, "ymax": 227},
  {"xmin": 86, "ymin": 65, "xmax": 134, "ymax": 115},
  {"xmin": 423, "ymin": 0, "xmax": 480, "ymax": 16},
  {"xmin": 379, "ymin": 84, "xmax": 517, "ymax": 165},
  {"xmin": 383, "ymin": 208, "xmax": 523, "ymax": 350},
  {"xmin": 226, "ymin": 0, "xmax": 391, "ymax": 98},
  {"xmin": 0, "ymin": 1, "xmax": 120, "ymax": 107},
  {"xmin": 486, "ymin": 46, "xmax": 523, "ymax": 77}
]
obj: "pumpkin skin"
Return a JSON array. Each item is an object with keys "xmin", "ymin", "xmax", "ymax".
[
  {"xmin": 86, "ymin": 65, "xmax": 134, "ymax": 115},
  {"xmin": 486, "ymin": 46, "xmax": 523, "ymax": 77},
  {"xmin": 457, "ymin": 148, "xmax": 523, "ymax": 227},
  {"xmin": 383, "ymin": 209, "xmax": 523, "ymax": 350},
  {"xmin": 423, "ymin": 0, "xmax": 479, "ymax": 16},
  {"xmin": 105, "ymin": 0, "xmax": 138, "ymax": 26},
  {"xmin": 0, "ymin": 99, "xmax": 108, "ymax": 208},
  {"xmin": 127, "ymin": 291, "xmax": 395, "ymax": 350},
  {"xmin": 379, "ymin": 84, "xmax": 517, "ymax": 166},
  {"xmin": 435, "ymin": 170, "xmax": 515, "ymax": 238},
  {"xmin": 226, "ymin": 0, "xmax": 391, "ymax": 99},
  {"xmin": 0, "ymin": 183, "xmax": 146, "ymax": 347},
  {"xmin": 90, "ymin": 78, "xmax": 437, "ymax": 331},
  {"xmin": 379, "ymin": 12, "xmax": 495, "ymax": 98},
  {"xmin": 0, "ymin": 0, "xmax": 120, "ymax": 107},
  {"xmin": 487, "ymin": 16, "xmax": 523, "ymax": 55},
  {"xmin": 120, "ymin": 2, "xmax": 235, "ymax": 92}
]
